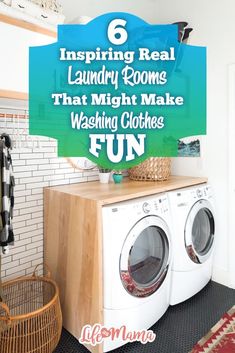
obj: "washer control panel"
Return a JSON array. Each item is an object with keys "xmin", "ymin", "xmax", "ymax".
[
  {"xmin": 196, "ymin": 189, "xmax": 203, "ymax": 198},
  {"xmin": 141, "ymin": 195, "xmax": 169, "ymax": 214},
  {"xmin": 142, "ymin": 202, "xmax": 151, "ymax": 214},
  {"xmin": 108, "ymin": 194, "xmax": 170, "ymax": 216},
  {"xmin": 129, "ymin": 195, "xmax": 169, "ymax": 215}
]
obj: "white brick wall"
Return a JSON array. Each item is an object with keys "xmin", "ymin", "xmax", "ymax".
[{"xmin": 0, "ymin": 116, "xmax": 99, "ymax": 281}]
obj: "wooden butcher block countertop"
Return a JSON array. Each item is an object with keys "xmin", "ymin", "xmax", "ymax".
[
  {"xmin": 44, "ymin": 174, "xmax": 207, "ymax": 353},
  {"xmin": 46, "ymin": 175, "xmax": 208, "ymax": 205}
]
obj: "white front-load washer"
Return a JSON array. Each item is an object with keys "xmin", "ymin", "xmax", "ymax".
[
  {"xmin": 168, "ymin": 184, "xmax": 215, "ymax": 305},
  {"xmin": 102, "ymin": 193, "xmax": 172, "ymax": 352}
]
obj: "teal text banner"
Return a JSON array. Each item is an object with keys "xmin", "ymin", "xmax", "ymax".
[{"xmin": 29, "ymin": 12, "xmax": 206, "ymax": 168}]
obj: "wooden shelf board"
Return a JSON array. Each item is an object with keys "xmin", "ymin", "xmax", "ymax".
[
  {"xmin": 0, "ymin": 89, "xmax": 28, "ymax": 101},
  {"xmin": 0, "ymin": 13, "xmax": 57, "ymax": 37}
]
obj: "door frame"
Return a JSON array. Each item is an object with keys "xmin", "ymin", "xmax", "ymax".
[
  {"xmin": 119, "ymin": 215, "xmax": 171, "ymax": 297},
  {"xmin": 185, "ymin": 199, "xmax": 215, "ymax": 264},
  {"xmin": 228, "ymin": 64, "xmax": 235, "ymax": 288}
]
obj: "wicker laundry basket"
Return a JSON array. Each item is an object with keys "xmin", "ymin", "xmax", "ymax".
[
  {"xmin": 129, "ymin": 157, "xmax": 171, "ymax": 181},
  {"xmin": 0, "ymin": 264, "xmax": 62, "ymax": 353}
]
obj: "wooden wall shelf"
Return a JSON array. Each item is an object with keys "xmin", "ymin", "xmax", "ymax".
[
  {"xmin": 0, "ymin": 13, "xmax": 57, "ymax": 37},
  {"xmin": 0, "ymin": 89, "xmax": 28, "ymax": 101},
  {"xmin": 0, "ymin": 14, "xmax": 57, "ymax": 101}
]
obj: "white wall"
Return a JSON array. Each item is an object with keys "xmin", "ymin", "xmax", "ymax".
[
  {"xmin": 156, "ymin": 0, "xmax": 235, "ymax": 287},
  {"xmin": 1, "ymin": 115, "xmax": 98, "ymax": 281},
  {"xmin": 59, "ymin": 0, "xmax": 158, "ymax": 23},
  {"xmin": 57, "ymin": 0, "xmax": 234, "ymax": 287}
]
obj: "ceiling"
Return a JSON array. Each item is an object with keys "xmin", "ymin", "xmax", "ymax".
[{"xmin": 59, "ymin": 0, "xmax": 158, "ymax": 24}]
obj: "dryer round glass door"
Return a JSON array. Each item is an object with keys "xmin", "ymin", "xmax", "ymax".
[
  {"xmin": 185, "ymin": 199, "xmax": 215, "ymax": 264},
  {"xmin": 120, "ymin": 216, "xmax": 170, "ymax": 298}
]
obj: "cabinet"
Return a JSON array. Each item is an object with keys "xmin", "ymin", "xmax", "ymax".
[
  {"xmin": 0, "ymin": 14, "xmax": 56, "ymax": 99},
  {"xmin": 44, "ymin": 176, "xmax": 207, "ymax": 353}
]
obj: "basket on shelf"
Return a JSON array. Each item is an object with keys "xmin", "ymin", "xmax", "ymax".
[
  {"xmin": 0, "ymin": 264, "xmax": 62, "ymax": 353},
  {"xmin": 129, "ymin": 157, "xmax": 171, "ymax": 181}
]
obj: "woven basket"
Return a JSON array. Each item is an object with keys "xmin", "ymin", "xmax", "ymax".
[
  {"xmin": 129, "ymin": 158, "xmax": 171, "ymax": 181},
  {"xmin": 0, "ymin": 264, "xmax": 62, "ymax": 353}
]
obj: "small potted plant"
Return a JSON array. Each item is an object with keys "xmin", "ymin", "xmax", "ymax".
[
  {"xmin": 98, "ymin": 167, "xmax": 112, "ymax": 184},
  {"xmin": 112, "ymin": 170, "xmax": 123, "ymax": 184}
]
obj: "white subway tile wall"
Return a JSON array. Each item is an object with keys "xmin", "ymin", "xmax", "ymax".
[{"xmin": 1, "ymin": 116, "xmax": 99, "ymax": 280}]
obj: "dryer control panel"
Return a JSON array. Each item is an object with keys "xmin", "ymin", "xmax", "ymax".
[
  {"xmin": 174, "ymin": 184, "xmax": 212, "ymax": 208},
  {"xmin": 190, "ymin": 185, "xmax": 212, "ymax": 200}
]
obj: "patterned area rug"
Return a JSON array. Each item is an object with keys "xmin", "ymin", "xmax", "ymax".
[{"xmin": 190, "ymin": 306, "xmax": 235, "ymax": 353}]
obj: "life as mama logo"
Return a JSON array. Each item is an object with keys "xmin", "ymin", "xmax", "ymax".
[
  {"xmin": 79, "ymin": 323, "xmax": 156, "ymax": 346},
  {"xmin": 29, "ymin": 13, "xmax": 206, "ymax": 169}
]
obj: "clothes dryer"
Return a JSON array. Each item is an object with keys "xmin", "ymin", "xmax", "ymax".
[{"xmin": 168, "ymin": 184, "xmax": 215, "ymax": 305}]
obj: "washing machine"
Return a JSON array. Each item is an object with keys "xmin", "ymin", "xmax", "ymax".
[
  {"xmin": 168, "ymin": 184, "xmax": 215, "ymax": 305},
  {"xmin": 102, "ymin": 193, "xmax": 172, "ymax": 351}
]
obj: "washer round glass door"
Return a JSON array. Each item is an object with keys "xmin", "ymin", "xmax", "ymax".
[
  {"xmin": 185, "ymin": 199, "xmax": 215, "ymax": 264},
  {"xmin": 120, "ymin": 216, "xmax": 170, "ymax": 298}
]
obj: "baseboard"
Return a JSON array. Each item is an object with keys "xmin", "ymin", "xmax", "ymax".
[{"xmin": 212, "ymin": 266, "xmax": 232, "ymax": 288}]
